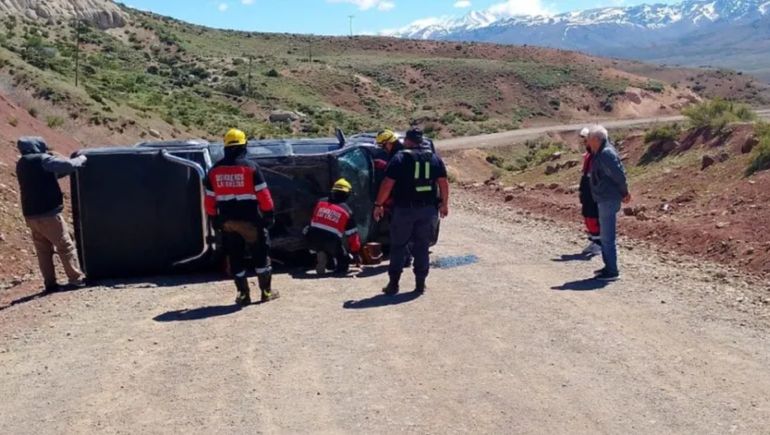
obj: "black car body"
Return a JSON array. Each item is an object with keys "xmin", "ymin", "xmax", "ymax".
[{"xmin": 71, "ymin": 133, "xmax": 439, "ymax": 279}]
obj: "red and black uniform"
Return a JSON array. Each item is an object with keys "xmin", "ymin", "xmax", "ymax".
[
  {"xmin": 204, "ymin": 148, "xmax": 275, "ymax": 280},
  {"xmin": 580, "ymin": 151, "xmax": 601, "ymax": 240},
  {"xmin": 306, "ymin": 196, "xmax": 361, "ymax": 272}
]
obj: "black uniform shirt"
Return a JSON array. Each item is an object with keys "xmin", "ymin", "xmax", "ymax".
[{"xmin": 385, "ymin": 148, "xmax": 447, "ymax": 207}]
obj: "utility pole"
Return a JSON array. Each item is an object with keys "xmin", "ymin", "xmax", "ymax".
[
  {"xmin": 74, "ymin": 19, "xmax": 82, "ymax": 87},
  {"xmin": 308, "ymin": 39, "xmax": 313, "ymax": 63},
  {"xmin": 247, "ymin": 55, "xmax": 253, "ymax": 97},
  {"xmin": 348, "ymin": 15, "xmax": 355, "ymax": 38}
]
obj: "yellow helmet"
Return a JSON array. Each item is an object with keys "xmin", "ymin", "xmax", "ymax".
[
  {"xmin": 375, "ymin": 129, "xmax": 398, "ymax": 146},
  {"xmin": 332, "ymin": 178, "xmax": 352, "ymax": 194},
  {"xmin": 224, "ymin": 128, "xmax": 247, "ymax": 147}
]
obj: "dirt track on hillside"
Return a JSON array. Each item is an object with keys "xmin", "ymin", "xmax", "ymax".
[
  {"xmin": 436, "ymin": 109, "xmax": 770, "ymax": 151},
  {"xmin": 1, "ymin": 191, "xmax": 769, "ymax": 434}
]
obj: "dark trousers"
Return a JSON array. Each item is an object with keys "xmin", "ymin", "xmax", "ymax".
[
  {"xmin": 306, "ymin": 228, "xmax": 349, "ymax": 272},
  {"xmin": 222, "ymin": 220, "xmax": 271, "ymax": 280},
  {"xmin": 389, "ymin": 205, "xmax": 437, "ymax": 283}
]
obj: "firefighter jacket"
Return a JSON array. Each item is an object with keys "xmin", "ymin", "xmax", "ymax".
[
  {"xmin": 310, "ymin": 199, "xmax": 361, "ymax": 253},
  {"xmin": 204, "ymin": 151, "xmax": 274, "ymax": 224}
]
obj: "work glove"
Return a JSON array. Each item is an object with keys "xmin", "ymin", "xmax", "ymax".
[{"xmin": 73, "ymin": 155, "xmax": 87, "ymax": 167}]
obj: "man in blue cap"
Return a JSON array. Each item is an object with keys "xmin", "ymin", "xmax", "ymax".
[{"xmin": 373, "ymin": 127, "xmax": 449, "ymax": 295}]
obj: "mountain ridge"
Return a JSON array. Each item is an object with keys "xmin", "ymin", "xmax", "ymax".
[{"xmin": 390, "ymin": 0, "xmax": 770, "ymax": 81}]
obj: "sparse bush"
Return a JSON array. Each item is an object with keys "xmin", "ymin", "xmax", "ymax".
[
  {"xmin": 46, "ymin": 116, "xmax": 64, "ymax": 129},
  {"xmin": 643, "ymin": 80, "xmax": 665, "ymax": 93},
  {"xmin": 747, "ymin": 122, "xmax": 770, "ymax": 175},
  {"xmin": 265, "ymin": 68, "xmax": 280, "ymax": 78},
  {"xmin": 644, "ymin": 123, "xmax": 681, "ymax": 144},
  {"xmin": 683, "ymin": 99, "xmax": 757, "ymax": 131},
  {"xmin": 8, "ymin": 117, "xmax": 18, "ymax": 127},
  {"xmin": 28, "ymin": 107, "xmax": 39, "ymax": 118}
]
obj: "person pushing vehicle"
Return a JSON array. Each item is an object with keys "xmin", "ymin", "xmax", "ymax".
[
  {"xmin": 306, "ymin": 178, "xmax": 362, "ymax": 275},
  {"xmin": 205, "ymin": 128, "xmax": 279, "ymax": 306}
]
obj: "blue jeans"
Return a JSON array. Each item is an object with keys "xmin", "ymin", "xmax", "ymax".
[
  {"xmin": 389, "ymin": 206, "xmax": 437, "ymax": 283},
  {"xmin": 598, "ymin": 200, "xmax": 621, "ymax": 275}
]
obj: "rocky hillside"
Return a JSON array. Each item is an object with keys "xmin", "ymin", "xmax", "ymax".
[
  {"xmin": 0, "ymin": 0, "xmax": 125, "ymax": 29},
  {"xmin": 0, "ymin": 3, "xmax": 767, "ymax": 147},
  {"xmin": 445, "ymin": 103, "xmax": 770, "ymax": 276}
]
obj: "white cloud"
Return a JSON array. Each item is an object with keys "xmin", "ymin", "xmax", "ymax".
[
  {"xmin": 487, "ymin": 0, "xmax": 551, "ymax": 17},
  {"xmin": 218, "ymin": 3, "xmax": 229, "ymax": 12},
  {"xmin": 241, "ymin": 0, "xmax": 254, "ymax": 4},
  {"xmin": 454, "ymin": 0, "xmax": 472, "ymax": 8},
  {"xmin": 327, "ymin": 0, "xmax": 396, "ymax": 11}
]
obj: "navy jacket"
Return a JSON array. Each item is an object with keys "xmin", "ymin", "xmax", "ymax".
[{"xmin": 589, "ymin": 141, "xmax": 629, "ymax": 203}]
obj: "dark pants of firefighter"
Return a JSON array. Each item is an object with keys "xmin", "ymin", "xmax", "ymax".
[
  {"xmin": 306, "ymin": 228, "xmax": 350, "ymax": 272},
  {"xmin": 389, "ymin": 205, "xmax": 437, "ymax": 283},
  {"xmin": 222, "ymin": 220, "xmax": 271, "ymax": 281}
]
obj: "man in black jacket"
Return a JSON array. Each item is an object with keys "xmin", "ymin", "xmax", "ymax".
[{"xmin": 16, "ymin": 137, "xmax": 87, "ymax": 292}]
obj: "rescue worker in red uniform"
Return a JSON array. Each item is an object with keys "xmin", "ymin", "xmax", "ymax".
[
  {"xmin": 205, "ymin": 128, "xmax": 279, "ymax": 306},
  {"xmin": 306, "ymin": 178, "xmax": 362, "ymax": 275}
]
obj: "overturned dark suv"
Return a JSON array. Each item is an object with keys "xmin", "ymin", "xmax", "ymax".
[{"xmin": 71, "ymin": 132, "xmax": 439, "ymax": 279}]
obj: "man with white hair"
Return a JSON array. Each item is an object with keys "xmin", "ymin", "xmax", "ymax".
[
  {"xmin": 578, "ymin": 127, "xmax": 601, "ymax": 256},
  {"xmin": 586, "ymin": 125, "xmax": 631, "ymax": 281}
]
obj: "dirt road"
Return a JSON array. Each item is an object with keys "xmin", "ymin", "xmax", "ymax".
[
  {"xmin": 436, "ymin": 109, "xmax": 770, "ymax": 151},
  {"xmin": 1, "ymin": 192, "xmax": 769, "ymax": 434}
]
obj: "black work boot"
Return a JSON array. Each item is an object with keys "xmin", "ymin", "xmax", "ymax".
[
  {"xmin": 382, "ymin": 275, "xmax": 400, "ymax": 296},
  {"xmin": 414, "ymin": 277, "xmax": 426, "ymax": 294},
  {"xmin": 235, "ymin": 277, "xmax": 251, "ymax": 306},
  {"xmin": 258, "ymin": 274, "xmax": 280, "ymax": 303}
]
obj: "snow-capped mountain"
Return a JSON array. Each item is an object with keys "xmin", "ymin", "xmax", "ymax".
[
  {"xmin": 394, "ymin": 0, "xmax": 769, "ymax": 39},
  {"xmin": 390, "ymin": 0, "xmax": 770, "ymax": 80}
]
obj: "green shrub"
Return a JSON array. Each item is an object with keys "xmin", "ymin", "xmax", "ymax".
[
  {"xmin": 265, "ymin": 68, "xmax": 280, "ymax": 78},
  {"xmin": 46, "ymin": 116, "xmax": 64, "ymax": 129},
  {"xmin": 747, "ymin": 122, "xmax": 770, "ymax": 175},
  {"xmin": 643, "ymin": 80, "xmax": 665, "ymax": 93},
  {"xmin": 683, "ymin": 99, "xmax": 757, "ymax": 131},
  {"xmin": 28, "ymin": 107, "xmax": 39, "ymax": 118},
  {"xmin": 644, "ymin": 123, "xmax": 681, "ymax": 144}
]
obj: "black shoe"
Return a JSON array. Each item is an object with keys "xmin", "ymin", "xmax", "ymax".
[
  {"xmin": 382, "ymin": 282, "xmax": 400, "ymax": 296},
  {"xmin": 593, "ymin": 268, "xmax": 607, "ymax": 276},
  {"xmin": 261, "ymin": 289, "xmax": 280, "ymax": 303},
  {"xmin": 235, "ymin": 277, "xmax": 252, "ymax": 306},
  {"xmin": 258, "ymin": 274, "xmax": 279, "ymax": 303},
  {"xmin": 43, "ymin": 284, "xmax": 61, "ymax": 294},
  {"xmin": 236, "ymin": 292, "xmax": 252, "ymax": 306},
  {"xmin": 414, "ymin": 279, "xmax": 426, "ymax": 294},
  {"xmin": 595, "ymin": 271, "xmax": 620, "ymax": 282}
]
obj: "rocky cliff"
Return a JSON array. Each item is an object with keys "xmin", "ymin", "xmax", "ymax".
[{"xmin": 0, "ymin": 0, "xmax": 125, "ymax": 29}]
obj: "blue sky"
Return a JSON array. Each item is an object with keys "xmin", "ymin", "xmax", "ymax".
[{"xmin": 124, "ymin": 0, "xmax": 678, "ymax": 35}]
